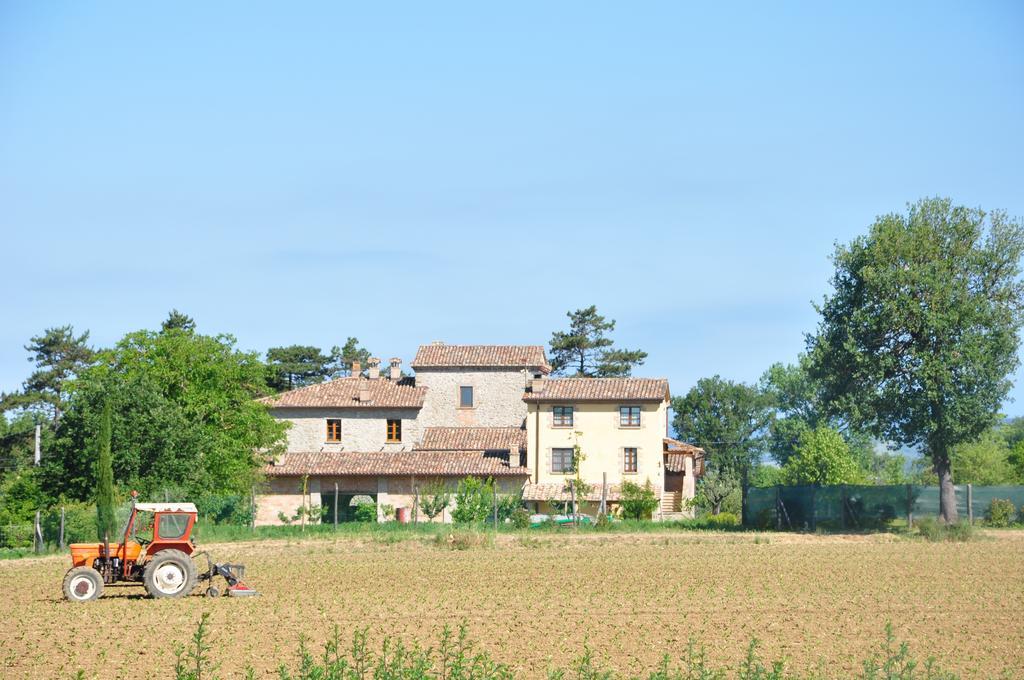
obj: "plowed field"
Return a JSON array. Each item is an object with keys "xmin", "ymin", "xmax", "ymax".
[{"xmin": 2, "ymin": 531, "xmax": 1021, "ymax": 678}]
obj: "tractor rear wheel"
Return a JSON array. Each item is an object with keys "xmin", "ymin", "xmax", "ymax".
[
  {"xmin": 143, "ymin": 550, "xmax": 198, "ymax": 599},
  {"xmin": 63, "ymin": 566, "xmax": 104, "ymax": 602}
]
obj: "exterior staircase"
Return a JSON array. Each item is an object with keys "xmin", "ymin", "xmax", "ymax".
[{"xmin": 661, "ymin": 490, "xmax": 682, "ymax": 514}]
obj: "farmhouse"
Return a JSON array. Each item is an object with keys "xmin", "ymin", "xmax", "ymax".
[{"xmin": 256, "ymin": 344, "xmax": 703, "ymax": 524}]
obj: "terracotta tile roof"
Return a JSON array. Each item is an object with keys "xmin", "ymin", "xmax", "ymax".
[
  {"xmin": 417, "ymin": 427, "xmax": 527, "ymax": 452},
  {"xmin": 523, "ymin": 378, "xmax": 669, "ymax": 402},
  {"xmin": 411, "ymin": 344, "xmax": 551, "ymax": 373},
  {"xmin": 265, "ymin": 451, "xmax": 531, "ymax": 477},
  {"xmin": 521, "ymin": 482, "xmax": 663, "ymax": 503},
  {"xmin": 663, "ymin": 438, "xmax": 705, "ymax": 476},
  {"xmin": 258, "ymin": 377, "xmax": 426, "ymax": 409}
]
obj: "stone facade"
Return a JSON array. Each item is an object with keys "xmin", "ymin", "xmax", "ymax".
[
  {"xmin": 274, "ymin": 406, "xmax": 422, "ymax": 452},
  {"xmin": 414, "ymin": 367, "xmax": 532, "ymax": 428},
  {"xmin": 257, "ymin": 344, "xmax": 692, "ymax": 525}
]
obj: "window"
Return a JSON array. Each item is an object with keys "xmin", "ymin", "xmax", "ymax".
[
  {"xmin": 326, "ymin": 419, "xmax": 342, "ymax": 442},
  {"xmin": 552, "ymin": 405, "xmax": 573, "ymax": 427},
  {"xmin": 459, "ymin": 385, "xmax": 474, "ymax": 408},
  {"xmin": 619, "ymin": 406, "xmax": 641, "ymax": 427},
  {"xmin": 386, "ymin": 419, "xmax": 401, "ymax": 443},
  {"xmin": 157, "ymin": 514, "xmax": 189, "ymax": 540},
  {"xmin": 551, "ymin": 448, "xmax": 575, "ymax": 474},
  {"xmin": 623, "ymin": 447, "xmax": 638, "ymax": 474}
]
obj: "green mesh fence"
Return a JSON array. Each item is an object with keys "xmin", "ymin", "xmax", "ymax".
[{"xmin": 743, "ymin": 484, "xmax": 1024, "ymax": 529}]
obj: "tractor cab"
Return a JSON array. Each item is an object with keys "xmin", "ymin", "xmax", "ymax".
[
  {"xmin": 68, "ymin": 502, "xmax": 198, "ymax": 571},
  {"xmin": 127, "ymin": 502, "xmax": 198, "ymax": 556}
]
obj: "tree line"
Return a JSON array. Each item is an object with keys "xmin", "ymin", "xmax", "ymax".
[
  {"xmin": 672, "ymin": 198, "xmax": 1024, "ymax": 522},
  {"xmin": 0, "ymin": 196, "xmax": 1022, "ymax": 529}
]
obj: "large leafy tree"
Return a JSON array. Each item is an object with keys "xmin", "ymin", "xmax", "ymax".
[
  {"xmin": 672, "ymin": 376, "xmax": 773, "ymax": 520},
  {"xmin": 950, "ymin": 430, "xmax": 1016, "ymax": 485},
  {"xmin": 45, "ymin": 329, "xmax": 287, "ymax": 501},
  {"xmin": 760, "ymin": 358, "xmax": 892, "ymax": 480},
  {"xmin": 266, "ymin": 345, "xmax": 335, "ymax": 390},
  {"xmin": 1, "ymin": 326, "xmax": 94, "ymax": 423},
  {"xmin": 781, "ymin": 425, "xmax": 864, "ymax": 486},
  {"xmin": 807, "ymin": 198, "xmax": 1024, "ymax": 522},
  {"xmin": 549, "ymin": 306, "xmax": 647, "ymax": 377}
]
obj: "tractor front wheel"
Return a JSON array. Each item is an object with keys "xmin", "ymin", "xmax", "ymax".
[
  {"xmin": 143, "ymin": 550, "xmax": 198, "ymax": 599},
  {"xmin": 63, "ymin": 566, "xmax": 104, "ymax": 602}
]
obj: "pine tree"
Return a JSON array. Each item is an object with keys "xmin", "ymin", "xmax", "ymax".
[{"xmin": 549, "ymin": 306, "xmax": 647, "ymax": 377}]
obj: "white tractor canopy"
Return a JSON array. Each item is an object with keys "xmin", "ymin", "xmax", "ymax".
[{"xmin": 134, "ymin": 502, "xmax": 198, "ymax": 514}]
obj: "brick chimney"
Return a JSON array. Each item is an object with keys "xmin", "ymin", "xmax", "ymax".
[
  {"xmin": 530, "ymin": 378, "xmax": 546, "ymax": 394},
  {"xmin": 389, "ymin": 357, "xmax": 402, "ymax": 381},
  {"xmin": 350, "ymin": 360, "xmax": 361, "ymax": 377},
  {"xmin": 368, "ymin": 357, "xmax": 381, "ymax": 380},
  {"xmin": 358, "ymin": 385, "xmax": 371, "ymax": 403}
]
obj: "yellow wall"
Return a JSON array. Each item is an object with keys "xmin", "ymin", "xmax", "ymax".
[{"xmin": 526, "ymin": 400, "xmax": 667, "ymax": 490}]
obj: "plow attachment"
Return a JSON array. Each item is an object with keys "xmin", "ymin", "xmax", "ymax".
[{"xmin": 196, "ymin": 553, "xmax": 259, "ymax": 598}]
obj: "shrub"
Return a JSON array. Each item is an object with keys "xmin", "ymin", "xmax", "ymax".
[
  {"xmin": 510, "ymin": 508, "xmax": 530, "ymax": 529},
  {"xmin": 620, "ymin": 479, "xmax": 659, "ymax": 520},
  {"xmin": 496, "ymin": 492, "xmax": 523, "ymax": 522},
  {"xmin": 915, "ymin": 517, "xmax": 974, "ymax": 542},
  {"xmin": 705, "ymin": 512, "xmax": 741, "ymax": 528},
  {"xmin": 984, "ymin": 498, "xmax": 1016, "ymax": 527},
  {"xmin": 452, "ymin": 477, "xmax": 494, "ymax": 524},
  {"xmin": 354, "ymin": 503, "xmax": 377, "ymax": 523},
  {"xmin": 419, "ymin": 480, "xmax": 452, "ymax": 522}
]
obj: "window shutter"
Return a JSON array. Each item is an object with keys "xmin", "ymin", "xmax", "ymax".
[{"xmin": 636, "ymin": 447, "xmax": 643, "ymax": 476}]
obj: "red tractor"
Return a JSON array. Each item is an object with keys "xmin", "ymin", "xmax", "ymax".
[{"xmin": 62, "ymin": 493, "xmax": 257, "ymax": 602}]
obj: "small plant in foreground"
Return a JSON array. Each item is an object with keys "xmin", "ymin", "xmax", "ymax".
[
  {"xmin": 174, "ymin": 612, "xmax": 219, "ymax": 680},
  {"xmin": 173, "ymin": 616, "xmax": 959, "ymax": 679}
]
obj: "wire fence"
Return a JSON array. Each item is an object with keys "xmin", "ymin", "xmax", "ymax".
[{"xmin": 744, "ymin": 483, "xmax": 1024, "ymax": 530}]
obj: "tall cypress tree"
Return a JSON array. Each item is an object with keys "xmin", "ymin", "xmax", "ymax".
[{"xmin": 95, "ymin": 400, "xmax": 116, "ymax": 541}]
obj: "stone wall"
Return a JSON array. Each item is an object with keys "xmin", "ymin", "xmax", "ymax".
[
  {"xmin": 415, "ymin": 367, "xmax": 530, "ymax": 428},
  {"xmin": 272, "ymin": 407, "xmax": 422, "ymax": 452}
]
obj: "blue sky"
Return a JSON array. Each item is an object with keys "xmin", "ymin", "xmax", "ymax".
[{"xmin": 1, "ymin": 2, "xmax": 1023, "ymax": 410}]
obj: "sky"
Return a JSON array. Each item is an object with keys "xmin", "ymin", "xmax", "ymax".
[{"xmin": 1, "ymin": 2, "xmax": 1023, "ymax": 411}]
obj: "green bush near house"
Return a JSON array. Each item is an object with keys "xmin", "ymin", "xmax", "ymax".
[
  {"xmin": 620, "ymin": 479, "xmax": 659, "ymax": 520},
  {"xmin": 354, "ymin": 503, "xmax": 377, "ymax": 523},
  {"xmin": 984, "ymin": 498, "xmax": 1017, "ymax": 527}
]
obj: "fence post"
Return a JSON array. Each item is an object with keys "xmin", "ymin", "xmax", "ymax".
[
  {"xmin": 906, "ymin": 484, "xmax": 913, "ymax": 530},
  {"xmin": 59, "ymin": 506, "xmax": 66, "ymax": 550},
  {"xmin": 34, "ymin": 510, "xmax": 43, "ymax": 554},
  {"xmin": 493, "ymin": 485, "xmax": 499, "ymax": 531},
  {"xmin": 775, "ymin": 485, "xmax": 782, "ymax": 530},
  {"xmin": 810, "ymin": 485, "xmax": 817, "ymax": 531},
  {"xmin": 413, "ymin": 484, "xmax": 419, "ymax": 525},
  {"xmin": 250, "ymin": 487, "xmax": 256, "ymax": 533},
  {"xmin": 840, "ymin": 485, "xmax": 847, "ymax": 530},
  {"xmin": 334, "ymin": 482, "xmax": 339, "ymax": 528},
  {"xmin": 967, "ymin": 484, "xmax": 973, "ymax": 525}
]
